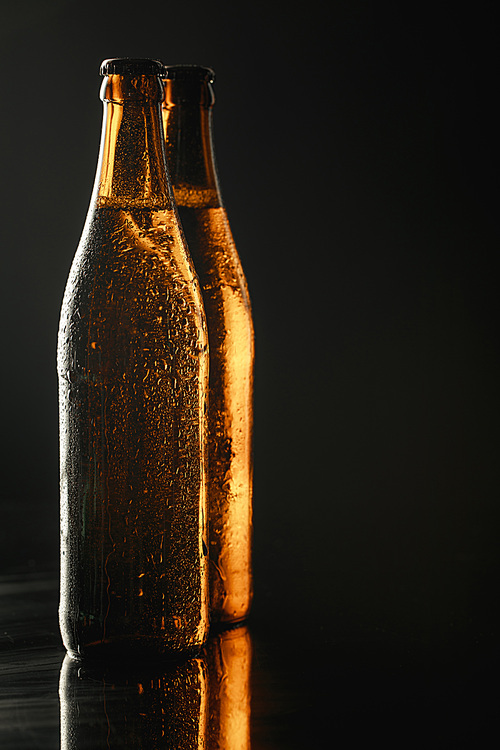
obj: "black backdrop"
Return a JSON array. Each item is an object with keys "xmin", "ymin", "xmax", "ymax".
[{"xmin": 1, "ymin": 0, "xmax": 499, "ymax": 688}]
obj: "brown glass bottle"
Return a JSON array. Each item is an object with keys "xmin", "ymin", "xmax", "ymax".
[
  {"xmin": 162, "ymin": 66, "xmax": 254, "ymax": 624},
  {"xmin": 57, "ymin": 59, "xmax": 209, "ymax": 660}
]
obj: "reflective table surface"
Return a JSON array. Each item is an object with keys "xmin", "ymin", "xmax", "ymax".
[{"xmin": 1, "ymin": 569, "xmax": 499, "ymax": 748}]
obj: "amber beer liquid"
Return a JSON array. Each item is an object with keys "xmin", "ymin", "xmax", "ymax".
[
  {"xmin": 162, "ymin": 66, "xmax": 255, "ymax": 624},
  {"xmin": 57, "ymin": 59, "xmax": 209, "ymax": 659}
]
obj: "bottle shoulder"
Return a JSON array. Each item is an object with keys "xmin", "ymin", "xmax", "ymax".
[
  {"xmin": 63, "ymin": 206, "xmax": 203, "ymax": 297},
  {"xmin": 177, "ymin": 206, "xmax": 248, "ymax": 281},
  {"xmin": 174, "ymin": 205, "xmax": 254, "ymax": 344},
  {"xmin": 57, "ymin": 206, "xmax": 208, "ymax": 372}
]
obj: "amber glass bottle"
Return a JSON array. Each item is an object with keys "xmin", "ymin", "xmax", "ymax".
[
  {"xmin": 162, "ymin": 66, "xmax": 254, "ymax": 624},
  {"xmin": 57, "ymin": 59, "xmax": 209, "ymax": 660}
]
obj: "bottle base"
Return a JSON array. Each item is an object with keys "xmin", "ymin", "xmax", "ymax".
[
  {"xmin": 209, "ymin": 613, "xmax": 250, "ymax": 637},
  {"xmin": 65, "ymin": 638, "xmax": 203, "ymax": 668}
]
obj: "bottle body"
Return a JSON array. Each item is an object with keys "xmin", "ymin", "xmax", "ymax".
[
  {"xmin": 176, "ymin": 196, "xmax": 254, "ymax": 624},
  {"xmin": 58, "ymin": 61, "xmax": 209, "ymax": 659},
  {"xmin": 162, "ymin": 68, "xmax": 254, "ymax": 624}
]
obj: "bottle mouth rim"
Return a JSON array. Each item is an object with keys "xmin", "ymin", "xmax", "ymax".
[
  {"xmin": 163, "ymin": 65, "xmax": 215, "ymax": 83},
  {"xmin": 100, "ymin": 58, "xmax": 166, "ymax": 76}
]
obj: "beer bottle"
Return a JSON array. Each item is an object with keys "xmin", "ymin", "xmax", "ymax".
[
  {"xmin": 57, "ymin": 58, "xmax": 209, "ymax": 660},
  {"xmin": 162, "ymin": 66, "xmax": 254, "ymax": 624}
]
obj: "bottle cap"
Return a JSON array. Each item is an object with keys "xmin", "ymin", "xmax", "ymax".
[
  {"xmin": 163, "ymin": 65, "xmax": 215, "ymax": 84},
  {"xmin": 100, "ymin": 58, "xmax": 166, "ymax": 76}
]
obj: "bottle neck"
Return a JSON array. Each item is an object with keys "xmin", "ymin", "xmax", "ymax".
[
  {"xmin": 94, "ymin": 74, "xmax": 171, "ymax": 209},
  {"xmin": 161, "ymin": 78, "xmax": 221, "ymax": 209}
]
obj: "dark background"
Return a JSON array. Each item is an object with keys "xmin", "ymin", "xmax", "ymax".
[{"xmin": 1, "ymin": 0, "xmax": 499, "ymax": 737}]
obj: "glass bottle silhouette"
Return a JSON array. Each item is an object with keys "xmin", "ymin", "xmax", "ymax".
[
  {"xmin": 57, "ymin": 58, "xmax": 209, "ymax": 660},
  {"xmin": 162, "ymin": 66, "xmax": 254, "ymax": 624}
]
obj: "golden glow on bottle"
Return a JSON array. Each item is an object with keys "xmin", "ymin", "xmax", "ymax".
[
  {"xmin": 162, "ymin": 68, "xmax": 254, "ymax": 624},
  {"xmin": 58, "ymin": 61, "xmax": 209, "ymax": 659}
]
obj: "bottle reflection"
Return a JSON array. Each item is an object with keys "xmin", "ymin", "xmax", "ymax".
[
  {"xmin": 59, "ymin": 655, "xmax": 207, "ymax": 749},
  {"xmin": 205, "ymin": 625, "xmax": 252, "ymax": 750},
  {"xmin": 59, "ymin": 626, "xmax": 252, "ymax": 749}
]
